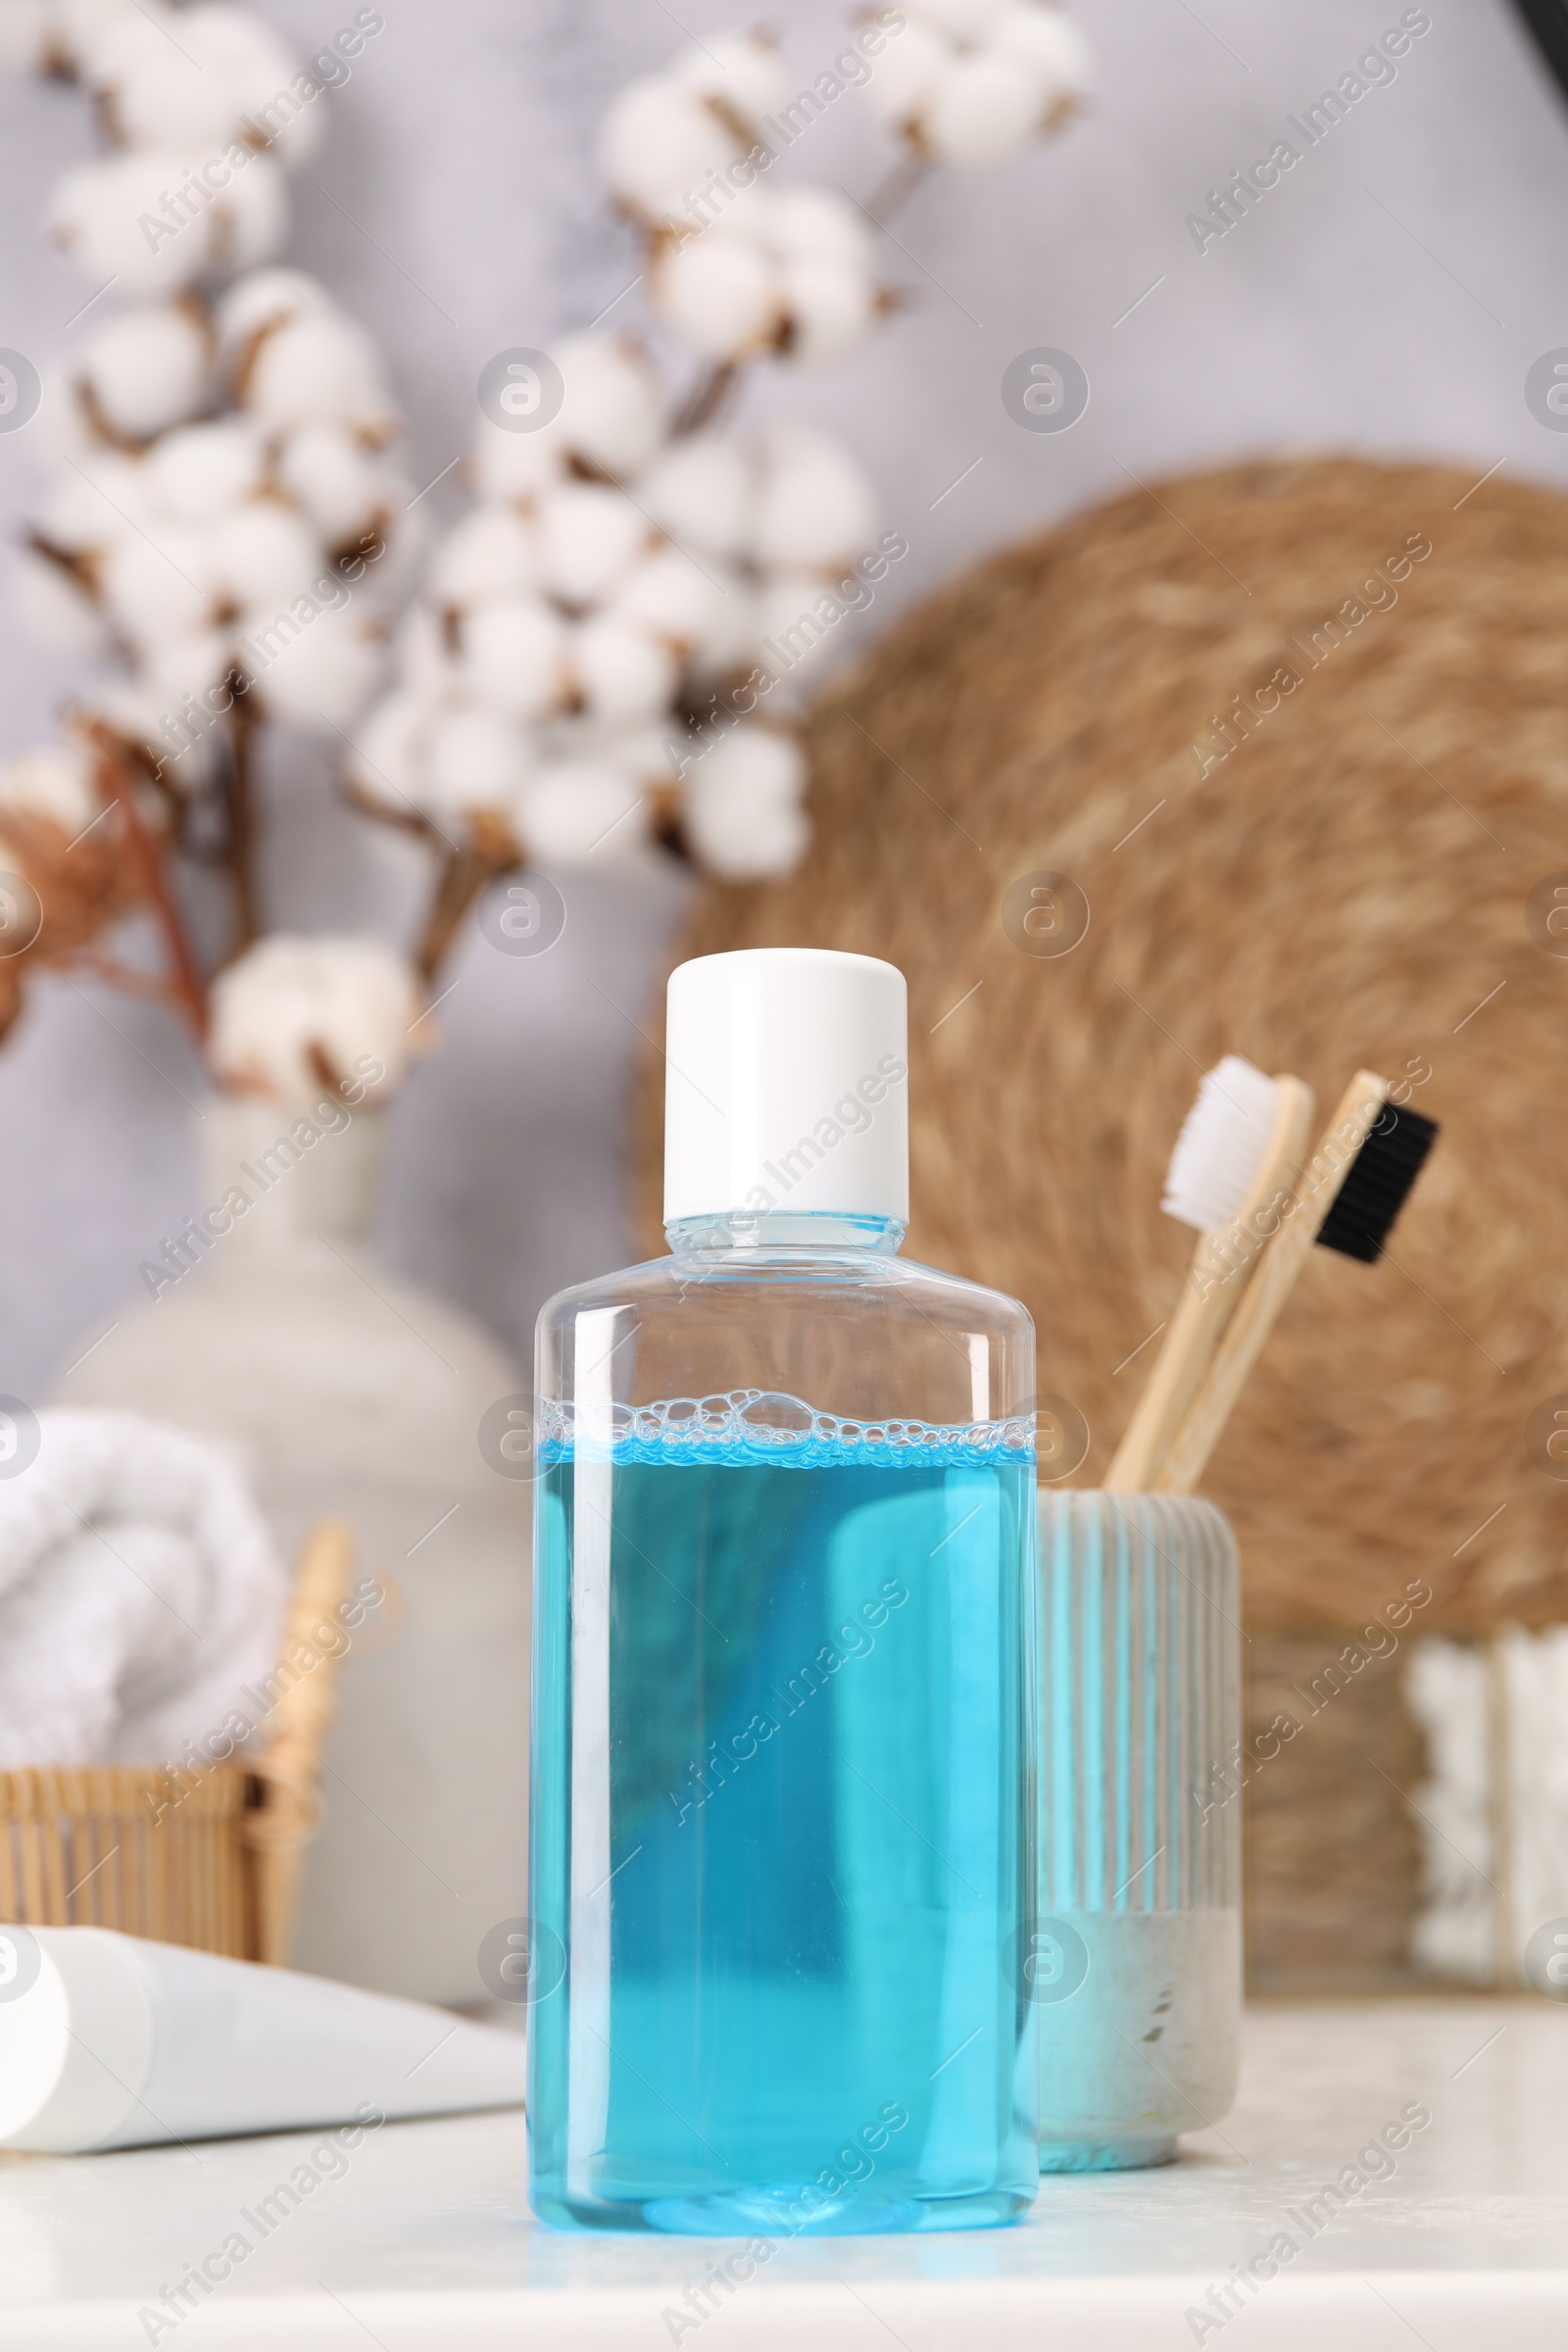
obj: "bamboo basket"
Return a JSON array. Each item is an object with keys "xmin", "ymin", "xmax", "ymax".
[{"xmin": 0, "ymin": 1521, "xmax": 354, "ymax": 1967}]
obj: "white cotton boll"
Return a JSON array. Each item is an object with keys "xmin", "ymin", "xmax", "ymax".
[
  {"xmin": 139, "ymin": 627, "xmax": 233, "ymax": 707},
  {"xmin": 99, "ymin": 524, "xmax": 216, "ymax": 643},
  {"xmin": 83, "ymin": 2, "xmax": 178, "ymax": 103},
  {"xmin": 208, "ymin": 500, "xmax": 324, "ymax": 611},
  {"xmin": 52, "ymin": 0, "xmax": 147, "ymax": 67},
  {"xmin": 694, "ymin": 585, "xmax": 758, "ymax": 675},
  {"xmin": 637, "ymin": 434, "xmax": 755, "ymax": 562},
  {"xmin": 667, "ymin": 30, "xmax": 793, "ymax": 125},
  {"xmin": 275, "ymin": 422, "xmax": 390, "ymax": 547},
  {"xmin": 537, "ymin": 483, "xmax": 652, "ymax": 609},
  {"xmin": 552, "ymin": 333, "xmax": 669, "ymax": 477},
  {"xmin": 425, "ymin": 704, "xmax": 533, "ymax": 812},
  {"xmin": 922, "ymin": 51, "xmax": 1048, "ymax": 165},
  {"xmin": 213, "ymin": 266, "xmax": 333, "ymax": 359},
  {"xmin": 89, "ymin": 681, "xmax": 214, "ymax": 790},
  {"xmin": 597, "ymin": 76, "xmax": 744, "ymax": 224},
  {"xmin": 753, "ymin": 424, "xmax": 877, "ymax": 570},
  {"xmin": 49, "ymin": 151, "xmax": 218, "ymax": 294},
  {"xmin": 39, "ymin": 451, "xmax": 153, "ymax": 552},
  {"xmin": 61, "ymin": 0, "xmax": 142, "ymax": 37},
  {"xmin": 908, "ymin": 0, "xmax": 1010, "ymax": 36},
  {"xmin": 606, "ymin": 723, "xmax": 680, "ymax": 789},
  {"xmin": 570, "ymin": 615, "xmax": 676, "ymax": 729},
  {"xmin": 89, "ymin": 0, "xmax": 184, "ymax": 79},
  {"xmin": 209, "ymin": 935, "xmax": 423, "ymax": 1103},
  {"xmin": 186, "ymin": 3, "xmax": 325, "ymax": 165},
  {"xmin": 11, "ymin": 546, "xmax": 111, "ymax": 658},
  {"xmin": 612, "ymin": 545, "xmax": 752, "ymax": 671},
  {"xmin": 778, "ymin": 255, "xmax": 876, "ymax": 368},
  {"xmin": 763, "ymin": 187, "xmax": 872, "ymax": 270},
  {"xmin": 515, "ymin": 760, "xmax": 649, "ymax": 869},
  {"xmin": 101, "ymin": 30, "xmax": 243, "ymax": 149},
  {"xmin": 31, "ymin": 363, "xmax": 99, "ymax": 467},
  {"xmin": 861, "ymin": 15, "xmax": 952, "ymax": 127},
  {"xmin": 460, "ymin": 597, "xmax": 568, "ymax": 724},
  {"xmin": 235, "ymin": 308, "xmax": 397, "ymax": 439},
  {"xmin": 342, "ymin": 688, "xmax": 439, "ymax": 810},
  {"xmin": 241, "ymin": 601, "xmax": 382, "ymax": 728},
  {"xmin": 274, "ymin": 424, "xmax": 381, "ymax": 544},
  {"xmin": 756, "ymin": 570, "xmax": 863, "ymax": 675},
  {"xmin": 472, "ymin": 336, "xmax": 664, "ymax": 498},
  {"xmin": 702, "ymin": 722, "xmax": 806, "ymax": 807},
  {"xmin": 392, "ymin": 601, "xmax": 453, "ymax": 693},
  {"xmin": 650, "ymin": 227, "xmax": 780, "ymax": 361},
  {"xmin": 74, "ymin": 303, "xmax": 211, "ymax": 442},
  {"xmin": 428, "ymin": 505, "xmax": 541, "ymax": 606},
  {"xmin": 683, "ymin": 725, "xmax": 808, "ymax": 879},
  {"xmin": 0, "ymin": 743, "xmax": 101, "ymax": 834},
  {"xmin": 991, "ymin": 6, "xmax": 1091, "ymax": 106},
  {"xmin": 468, "ymin": 412, "xmax": 564, "ymax": 503},
  {"xmin": 189, "ymin": 6, "xmax": 312, "ymax": 92},
  {"xmin": 207, "ymin": 152, "xmax": 290, "ymax": 275},
  {"xmin": 30, "ymin": 481, "xmax": 103, "ymax": 562},
  {"xmin": 145, "ymin": 420, "xmax": 265, "ymax": 521}
]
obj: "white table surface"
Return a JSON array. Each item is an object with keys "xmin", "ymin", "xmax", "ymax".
[{"xmin": 1, "ymin": 1998, "xmax": 1563, "ymax": 2351}]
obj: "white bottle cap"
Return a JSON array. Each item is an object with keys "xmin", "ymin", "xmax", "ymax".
[{"xmin": 664, "ymin": 949, "xmax": 909, "ymax": 1226}]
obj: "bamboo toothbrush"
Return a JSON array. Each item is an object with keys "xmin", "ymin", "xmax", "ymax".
[
  {"xmin": 1154, "ymin": 1072, "xmax": 1440, "ymax": 1494},
  {"xmin": 1105, "ymin": 1057, "xmax": 1316, "ymax": 1492}
]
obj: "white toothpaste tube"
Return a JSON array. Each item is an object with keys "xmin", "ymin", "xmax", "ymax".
[{"xmin": 0, "ymin": 1926, "xmax": 527, "ymax": 2153}]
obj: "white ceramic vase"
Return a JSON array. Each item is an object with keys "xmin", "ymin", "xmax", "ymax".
[{"xmin": 55, "ymin": 1095, "xmax": 529, "ymax": 2006}]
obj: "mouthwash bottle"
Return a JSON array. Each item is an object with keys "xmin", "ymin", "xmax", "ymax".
[{"xmin": 528, "ymin": 948, "xmax": 1038, "ymax": 2234}]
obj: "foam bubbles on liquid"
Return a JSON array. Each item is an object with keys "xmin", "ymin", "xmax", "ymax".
[{"xmin": 538, "ymin": 1390, "xmax": 1036, "ymax": 1468}]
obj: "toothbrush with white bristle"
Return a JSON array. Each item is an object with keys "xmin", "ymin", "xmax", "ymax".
[
  {"xmin": 1155, "ymin": 1072, "xmax": 1438, "ymax": 1494},
  {"xmin": 1105, "ymin": 1056, "xmax": 1316, "ymax": 1492}
]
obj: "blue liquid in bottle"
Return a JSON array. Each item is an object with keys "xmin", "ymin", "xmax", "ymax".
[
  {"xmin": 528, "ymin": 1396, "xmax": 1037, "ymax": 2234},
  {"xmin": 527, "ymin": 942, "xmax": 1038, "ymax": 2233}
]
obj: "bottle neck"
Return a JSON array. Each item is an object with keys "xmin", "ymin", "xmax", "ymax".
[{"xmin": 664, "ymin": 1209, "xmax": 906, "ymax": 1256}]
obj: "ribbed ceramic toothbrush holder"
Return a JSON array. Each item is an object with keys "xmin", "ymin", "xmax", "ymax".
[{"xmin": 1034, "ymin": 1489, "xmax": 1242, "ymax": 2170}]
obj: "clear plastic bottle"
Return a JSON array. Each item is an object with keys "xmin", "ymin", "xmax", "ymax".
[{"xmin": 527, "ymin": 950, "xmax": 1039, "ymax": 2234}]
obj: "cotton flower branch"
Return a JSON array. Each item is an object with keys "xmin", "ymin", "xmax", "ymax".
[
  {"xmin": 348, "ymin": 11, "xmax": 1088, "ymax": 965},
  {"xmin": 85, "ymin": 715, "xmax": 209, "ymax": 1038},
  {"xmin": 413, "ymin": 814, "xmax": 521, "ymax": 986},
  {"xmin": 1, "ymin": 0, "xmax": 427, "ymax": 1106},
  {"xmin": 864, "ymin": 0, "xmax": 1089, "ymax": 166},
  {"xmin": 15, "ymin": 262, "xmax": 419, "ymax": 969},
  {"xmin": 345, "ymin": 349, "xmax": 868, "ymax": 896},
  {"xmin": 0, "ymin": 732, "xmax": 194, "ymax": 1042},
  {"xmin": 3, "ymin": 0, "xmax": 1090, "ymax": 1082}
]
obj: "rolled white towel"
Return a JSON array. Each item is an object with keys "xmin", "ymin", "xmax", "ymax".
[{"xmin": 0, "ymin": 1410, "xmax": 287, "ymax": 1769}]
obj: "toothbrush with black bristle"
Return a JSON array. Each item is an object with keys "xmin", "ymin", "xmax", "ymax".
[
  {"xmin": 1153, "ymin": 1072, "xmax": 1440, "ymax": 1494},
  {"xmin": 1106, "ymin": 1055, "xmax": 1316, "ymax": 1492}
]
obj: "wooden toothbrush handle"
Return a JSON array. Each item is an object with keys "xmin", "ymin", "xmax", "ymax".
[
  {"xmin": 1153, "ymin": 1071, "xmax": 1390, "ymax": 1496},
  {"xmin": 1105, "ymin": 1075, "xmax": 1314, "ymax": 1492}
]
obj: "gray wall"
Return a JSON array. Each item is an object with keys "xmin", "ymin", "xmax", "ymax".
[{"xmin": 1, "ymin": 0, "xmax": 1564, "ymax": 1392}]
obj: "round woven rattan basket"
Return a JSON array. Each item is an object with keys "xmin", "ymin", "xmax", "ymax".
[
  {"xmin": 638, "ymin": 455, "xmax": 1568, "ymax": 1637},
  {"xmin": 633, "ymin": 456, "xmax": 1568, "ymax": 1982}
]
